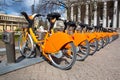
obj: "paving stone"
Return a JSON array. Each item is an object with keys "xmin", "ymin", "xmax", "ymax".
[{"xmin": 0, "ymin": 37, "xmax": 120, "ymax": 80}]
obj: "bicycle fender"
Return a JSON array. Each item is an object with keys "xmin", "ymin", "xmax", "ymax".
[
  {"xmin": 100, "ymin": 32, "xmax": 106, "ymax": 38},
  {"xmin": 95, "ymin": 33, "xmax": 103, "ymax": 39},
  {"xmin": 44, "ymin": 32, "xmax": 73, "ymax": 53},
  {"xmin": 108, "ymin": 33, "xmax": 113, "ymax": 37},
  {"xmin": 72, "ymin": 33, "xmax": 87, "ymax": 46},
  {"xmin": 86, "ymin": 33, "xmax": 96, "ymax": 41}
]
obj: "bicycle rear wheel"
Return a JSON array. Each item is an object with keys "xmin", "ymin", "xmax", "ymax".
[
  {"xmin": 97, "ymin": 38, "xmax": 104, "ymax": 51},
  {"xmin": 76, "ymin": 40, "xmax": 89, "ymax": 61},
  {"xmin": 103, "ymin": 37, "xmax": 109, "ymax": 47},
  {"xmin": 48, "ymin": 42, "xmax": 76, "ymax": 70},
  {"xmin": 89, "ymin": 38, "xmax": 98, "ymax": 55},
  {"xmin": 18, "ymin": 33, "xmax": 35, "ymax": 58}
]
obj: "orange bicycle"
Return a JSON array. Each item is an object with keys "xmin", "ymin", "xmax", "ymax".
[
  {"xmin": 91, "ymin": 26, "xmax": 104, "ymax": 51},
  {"xmin": 46, "ymin": 13, "xmax": 89, "ymax": 61},
  {"xmin": 79, "ymin": 23, "xmax": 98, "ymax": 55},
  {"xmin": 18, "ymin": 12, "xmax": 76, "ymax": 70},
  {"xmin": 64, "ymin": 21, "xmax": 90, "ymax": 61}
]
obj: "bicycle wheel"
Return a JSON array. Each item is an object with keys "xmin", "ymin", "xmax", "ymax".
[
  {"xmin": 97, "ymin": 38, "xmax": 104, "ymax": 51},
  {"xmin": 18, "ymin": 33, "xmax": 35, "ymax": 58},
  {"xmin": 109, "ymin": 36, "xmax": 113, "ymax": 43},
  {"xmin": 106, "ymin": 37, "xmax": 110, "ymax": 44},
  {"xmin": 48, "ymin": 42, "xmax": 76, "ymax": 70},
  {"xmin": 76, "ymin": 40, "xmax": 89, "ymax": 61},
  {"xmin": 89, "ymin": 38, "xmax": 98, "ymax": 55},
  {"xmin": 103, "ymin": 37, "xmax": 108, "ymax": 47}
]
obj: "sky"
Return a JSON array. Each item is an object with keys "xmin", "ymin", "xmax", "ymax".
[
  {"xmin": 0, "ymin": 0, "xmax": 67, "ymax": 19},
  {"xmin": 0, "ymin": 0, "xmax": 40, "ymax": 15}
]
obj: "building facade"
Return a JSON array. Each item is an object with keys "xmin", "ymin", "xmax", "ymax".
[
  {"xmin": 0, "ymin": 14, "xmax": 28, "ymax": 31},
  {"xmin": 67, "ymin": 0, "xmax": 120, "ymax": 29}
]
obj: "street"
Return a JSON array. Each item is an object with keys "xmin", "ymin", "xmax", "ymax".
[{"xmin": 0, "ymin": 37, "xmax": 120, "ymax": 80}]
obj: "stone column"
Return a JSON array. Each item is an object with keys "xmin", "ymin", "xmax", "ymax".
[
  {"xmin": 85, "ymin": 3, "xmax": 89, "ymax": 24},
  {"xmin": 71, "ymin": 4, "xmax": 74, "ymax": 21},
  {"xmin": 78, "ymin": 6, "xmax": 81, "ymax": 22},
  {"xmin": 4, "ymin": 22, "xmax": 7, "ymax": 30},
  {"xmin": 11, "ymin": 22, "xmax": 13, "ymax": 30},
  {"xmin": 108, "ymin": 16, "xmax": 110, "ymax": 28},
  {"xmin": 118, "ymin": 7, "xmax": 120, "ymax": 28},
  {"xmin": 67, "ymin": 6, "xmax": 71, "ymax": 20},
  {"xmin": 103, "ymin": 1, "xmax": 107, "ymax": 28},
  {"xmin": 93, "ymin": 2, "xmax": 97, "ymax": 26},
  {"xmin": 113, "ymin": 0, "xmax": 118, "ymax": 29}
]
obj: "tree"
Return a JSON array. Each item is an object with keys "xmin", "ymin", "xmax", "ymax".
[{"xmin": 34, "ymin": 0, "xmax": 97, "ymax": 21}]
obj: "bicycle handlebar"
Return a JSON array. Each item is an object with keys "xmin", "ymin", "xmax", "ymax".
[{"xmin": 21, "ymin": 12, "xmax": 44, "ymax": 28}]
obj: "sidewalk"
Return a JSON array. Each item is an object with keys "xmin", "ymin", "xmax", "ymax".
[
  {"xmin": 0, "ymin": 47, "xmax": 19, "ymax": 56},
  {"xmin": 0, "ymin": 47, "xmax": 19, "ymax": 52},
  {"xmin": 0, "ymin": 37, "xmax": 120, "ymax": 80}
]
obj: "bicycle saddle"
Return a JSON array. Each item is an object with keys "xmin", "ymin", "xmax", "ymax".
[
  {"xmin": 102, "ymin": 27, "xmax": 108, "ymax": 32},
  {"xmin": 79, "ymin": 23, "xmax": 86, "ymax": 28},
  {"xmin": 66, "ymin": 21, "xmax": 77, "ymax": 31},
  {"xmin": 47, "ymin": 12, "xmax": 61, "ymax": 20},
  {"xmin": 66, "ymin": 21, "xmax": 76, "ymax": 27},
  {"xmin": 87, "ymin": 26, "xmax": 93, "ymax": 30},
  {"xmin": 108, "ymin": 29, "xmax": 113, "ymax": 32},
  {"xmin": 93, "ymin": 25, "xmax": 102, "ymax": 31}
]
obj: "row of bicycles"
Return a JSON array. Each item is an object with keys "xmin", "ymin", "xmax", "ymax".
[{"xmin": 18, "ymin": 12, "xmax": 119, "ymax": 70}]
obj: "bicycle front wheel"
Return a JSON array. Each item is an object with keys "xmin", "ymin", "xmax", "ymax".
[
  {"xmin": 18, "ymin": 33, "xmax": 35, "ymax": 58},
  {"xmin": 76, "ymin": 40, "xmax": 89, "ymax": 61},
  {"xmin": 48, "ymin": 42, "xmax": 76, "ymax": 70}
]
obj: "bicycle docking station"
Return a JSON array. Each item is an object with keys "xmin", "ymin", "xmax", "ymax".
[
  {"xmin": 0, "ymin": 30, "xmax": 44, "ymax": 75},
  {"xmin": 2, "ymin": 30, "xmax": 16, "ymax": 63}
]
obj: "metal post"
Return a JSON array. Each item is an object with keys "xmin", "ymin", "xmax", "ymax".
[{"xmin": 2, "ymin": 31, "xmax": 15, "ymax": 63}]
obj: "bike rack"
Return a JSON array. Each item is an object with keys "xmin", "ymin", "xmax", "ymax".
[
  {"xmin": 0, "ymin": 30, "xmax": 44, "ymax": 75},
  {"xmin": 0, "ymin": 57, "xmax": 44, "ymax": 75},
  {"xmin": 2, "ymin": 31, "xmax": 15, "ymax": 63}
]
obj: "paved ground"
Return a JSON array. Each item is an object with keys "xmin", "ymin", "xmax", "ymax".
[{"xmin": 0, "ymin": 37, "xmax": 120, "ymax": 80}]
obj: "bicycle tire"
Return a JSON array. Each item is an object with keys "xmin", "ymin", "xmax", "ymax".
[
  {"xmin": 89, "ymin": 38, "xmax": 98, "ymax": 55},
  {"xmin": 18, "ymin": 33, "xmax": 35, "ymax": 58},
  {"xmin": 109, "ymin": 36, "xmax": 113, "ymax": 43},
  {"xmin": 103, "ymin": 37, "xmax": 108, "ymax": 47},
  {"xmin": 48, "ymin": 42, "xmax": 76, "ymax": 70},
  {"xmin": 76, "ymin": 40, "xmax": 90, "ymax": 61},
  {"xmin": 97, "ymin": 38, "xmax": 104, "ymax": 51}
]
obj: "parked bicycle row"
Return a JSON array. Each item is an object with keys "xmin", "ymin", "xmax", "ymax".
[{"xmin": 18, "ymin": 12, "xmax": 119, "ymax": 70}]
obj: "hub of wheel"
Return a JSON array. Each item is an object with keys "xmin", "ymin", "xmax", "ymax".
[{"xmin": 52, "ymin": 51, "xmax": 63, "ymax": 58}]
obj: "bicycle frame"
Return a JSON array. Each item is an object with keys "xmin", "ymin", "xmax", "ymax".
[
  {"xmin": 65, "ymin": 30, "xmax": 88, "ymax": 47},
  {"xmin": 20, "ymin": 28, "xmax": 29, "ymax": 47},
  {"xmin": 28, "ymin": 28, "xmax": 73, "ymax": 60},
  {"xmin": 19, "ymin": 12, "xmax": 78, "ymax": 70}
]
